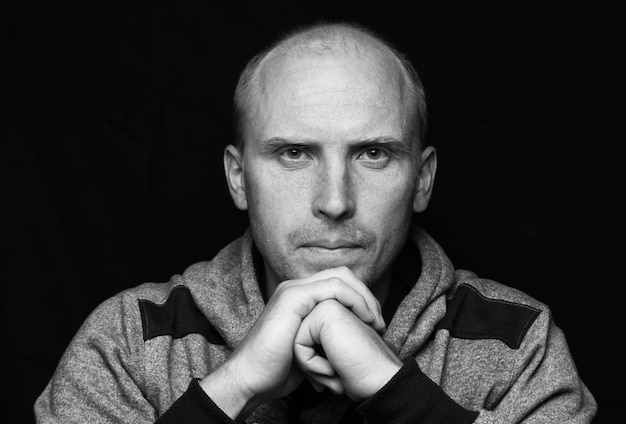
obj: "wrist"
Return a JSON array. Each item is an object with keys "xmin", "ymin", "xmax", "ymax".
[
  {"xmin": 356, "ymin": 357, "xmax": 479, "ymax": 423},
  {"xmin": 366, "ymin": 355, "xmax": 403, "ymax": 399},
  {"xmin": 199, "ymin": 360, "xmax": 255, "ymax": 420},
  {"xmin": 345, "ymin": 353, "xmax": 404, "ymax": 402}
]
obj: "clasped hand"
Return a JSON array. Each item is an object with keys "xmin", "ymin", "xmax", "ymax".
[{"xmin": 200, "ymin": 266, "xmax": 403, "ymax": 419}]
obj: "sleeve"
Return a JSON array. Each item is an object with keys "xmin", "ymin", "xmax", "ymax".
[
  {"xmin": 156, "ymin": 379, "xmax": 234, "ymax": 424},
  {"xmin": 34, "ymin": 295, "xmax": 234, "ymax": 423},
  {"xmin": 356, "ymin": 309, "xmax": 596, "ymax": 423},
  {"xmin": 472, "ymin": 309, "xmax": 597, "ymax": 423},
  {"xmin": 356, "ymin": 357, "xmax": 479, "ymax": 423}
]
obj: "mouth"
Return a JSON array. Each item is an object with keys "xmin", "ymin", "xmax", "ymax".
[
  {"xmin": 300, "ymin": 239, "xmax": 362, "ymax": 250},
  {"xmin": 296, "ymin": 238, "xmax": 369, "ymax": 270},
  {"xmin": 298, "ymin": 239, "xmax": 365, "ymax": 265}
]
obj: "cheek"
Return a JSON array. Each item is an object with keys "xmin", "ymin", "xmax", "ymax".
[
  {"xmin": 245, "ymin": 167, "xmax": 310, "ymax": 229},
  {"xmin": 365, "ymin": 180, "xmax": 414, "ymax": 253},
  {"xmin": 357, "ymin": 173, "xmax": 415, "ymax": 221}
]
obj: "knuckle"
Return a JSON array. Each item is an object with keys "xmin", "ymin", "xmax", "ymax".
[
  {"xmin": 336, "ymin": 266, "xmax": 352, "ymax": 278},
  {"xmin": 326, "ymin": 276, "xmax": 343, "ymax": 287},
  {"xmin": 318, "ymin": 299, "xmax": 341, "ymax": 313},
  {"xmin": 274, "ymin": 281, "xmax": 296, "ymax": 298},
  {"xmin": 314, "ymin": 301, "xmax": 328, "ymax": 313}
]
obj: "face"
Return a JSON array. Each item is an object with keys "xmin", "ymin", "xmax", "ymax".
[{"xmin": 226, "ymin": 49, "xmax": 435, "ymax": 294}]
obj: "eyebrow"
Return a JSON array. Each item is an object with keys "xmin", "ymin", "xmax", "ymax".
[{"xmin": 260, "ymin": 136, "xmax": 412, "ymax": 154}]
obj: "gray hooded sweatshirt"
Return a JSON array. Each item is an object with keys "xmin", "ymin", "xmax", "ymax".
[{"xmin": 35, "ymin": 226, "xmax": 596, "ymax": 423}]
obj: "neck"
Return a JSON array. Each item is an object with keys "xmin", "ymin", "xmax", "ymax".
[{"xmin": 370, "ymin": 270, "xmax": 392, "ymax": 307}]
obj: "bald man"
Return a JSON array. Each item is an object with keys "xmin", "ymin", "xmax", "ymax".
[{"xmin": 35, "ymin": 23, "xmax": 596, "ymax": 423}]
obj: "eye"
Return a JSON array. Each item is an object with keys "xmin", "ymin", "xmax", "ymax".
[
  {"xmin": 283, "ymin": 148, "xmax": 304, "ymax": 160},
  {"xmin": 357, "ymin": 147, "xmax": 391, "ymax": 168},
  {"xmin": 277, "ymin": 146, "xmax": 312, "ymax": 167},
  {"xmin": 363, "ymin": 148, "xmax": 385, "ymax": 160}
]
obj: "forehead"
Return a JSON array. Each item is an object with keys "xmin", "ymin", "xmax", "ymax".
[{"xmin": 247, "ymin": 50, "xmax": 409, "ymax": 143}]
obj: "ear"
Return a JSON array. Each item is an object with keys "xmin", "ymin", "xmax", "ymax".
[
  {"xmin": 413, "ymin": 146, "xmax": 437, "ymax": 213},
  {"xmin": 224, "ymin": 144, "xmax": 248, "ymax": 210}
]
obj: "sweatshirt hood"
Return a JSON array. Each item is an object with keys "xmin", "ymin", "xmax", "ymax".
[
  {"xmin": 384, "ymin": 226, "xmax": 456, "ymax": 358},
  {"xmin": 183, "ymin": 225, "xmax": 455, "ymax": 355}
]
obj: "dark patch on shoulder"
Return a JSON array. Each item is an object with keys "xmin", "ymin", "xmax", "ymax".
[
  {"xmin": 138, "ymin": 285, "xmax": 226, "ymax": 345},
  {"xmin": 435, "ymin": 284, "xmax": 540, "ymax": 349}
]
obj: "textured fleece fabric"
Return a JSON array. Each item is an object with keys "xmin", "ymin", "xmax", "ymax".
[{"xmin": 35, "ymin": 226, "xmax": 596, "ymax": 423}]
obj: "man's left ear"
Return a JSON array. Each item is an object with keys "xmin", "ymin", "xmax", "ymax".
[{"xmin": 413, "ymin": 146, "xmax": 437, "ymax": 213}]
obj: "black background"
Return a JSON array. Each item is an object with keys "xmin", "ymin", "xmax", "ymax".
[{"xmin": 2, "ymin": 1, "xmax": 623, "ymax": 422}]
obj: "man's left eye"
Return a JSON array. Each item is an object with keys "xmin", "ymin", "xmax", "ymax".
[
  {"xmin": 359, "ymin": 148, "xmax": 388, "ymax": 161},
  {"xmin": 284, "ymin": 149, "xmax": 304, "ymax": 159}
]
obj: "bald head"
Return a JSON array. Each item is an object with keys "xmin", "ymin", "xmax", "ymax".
[{"xmin": 233, "ymin": 22, "xmax": 427, "ymax": 150}]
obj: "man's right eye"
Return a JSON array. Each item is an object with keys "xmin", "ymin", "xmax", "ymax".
[
  {"xmin": 277, "ymin": 146, "xmax": 312, "ymax": 164},
  {"xmin": 282, "ymin": 148, "xmax": 304, "ymax": 160}
]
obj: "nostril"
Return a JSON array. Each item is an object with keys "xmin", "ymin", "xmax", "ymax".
[
  {"xmin": 312, "ymin": 165, "xmax": 355, "ymax": 220},
  {"xmin": 313, "ymin": 190, "xmax": 356, "ymax": 221}
]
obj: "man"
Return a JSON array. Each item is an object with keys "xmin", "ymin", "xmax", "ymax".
[{"xmin": 35, "ymin": 22, "xmax": 596, "ymax": 423}]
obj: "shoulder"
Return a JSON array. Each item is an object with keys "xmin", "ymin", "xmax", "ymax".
[
  {"xmin": 78, "ymin": 233, "xmax": 248, "ymax": 351},
  {"xmin": 90, "ymin": 233, "xmax": 247, "ymax": 332},
  {"xmin": 76, "ymin": 279, "xmax": 187, "ymax": 350},
  {"xmin": 437, "ymin": 271, "xmax": 549, "ymax": 349},
  {"xmin": 93, "ymin": 270, "xmax": 227, "ymax": 347},
  {"xmin": 78, "ymin": 262, "xmax": 210, "ymax": 346}
]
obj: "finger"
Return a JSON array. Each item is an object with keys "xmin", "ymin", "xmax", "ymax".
[
  {"xmin": 293, "ymin": 309, "xmax": 334, "ymax": 376},
  {"xmin": 301, "ymin": 267, "xmax": 385, "ymax": 331},
  {"xmin": 304, "ymin": 375, "xmax": 326, "ymax": 393},
  {"xmin": 281, "ymin": 277, "xmax": 376, "ymax": 328},
  {"xmin": 294, "ymin": 305, "xmax": 343, "ymax": 394},
  {"xmin": 311, "ymin": 278, "xmax": 379, "ymax": 328},
  {"xmin": 328, "ymin": 267, "xmax": 384, "ymax": 328},
  {"xmin": 294, "ymin": 344, "xmax": 335, "ymax": 377},
  {"xmin": 304, "ymin": 372, "xmax": 345, "ymax": 395},
  {"xmin": 294, "ymin": 320, "xmax": 335, "ymax": 377}
]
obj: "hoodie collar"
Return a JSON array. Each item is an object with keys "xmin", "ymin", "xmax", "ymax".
[
  {"xmin": 383, "ymin": 226, "xmax": 456, "ymax": 357},
  {"xmin": 185, "ymin": 225, "xmax": 455, "ymax": 356}
]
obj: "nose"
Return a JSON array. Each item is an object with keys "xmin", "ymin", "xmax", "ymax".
[{"xmin": 312, "ymin": 160, "xmax": 356, "ymax": 221}]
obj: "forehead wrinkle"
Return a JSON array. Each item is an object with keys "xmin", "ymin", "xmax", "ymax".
[
  {"xmin": 259, "ymin": 55, "xmax": 403, "ymax": 104},
  {"xmin": 247, "ymin": 30, "xmax": 414, "ymax": 141},
  {"xmin": 300, "ymin": 87, "xmax": 362, "ymax": 96},
  {"xmin": 235, "ymin": 23, "xmax": 427, "ymax": 152}
]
